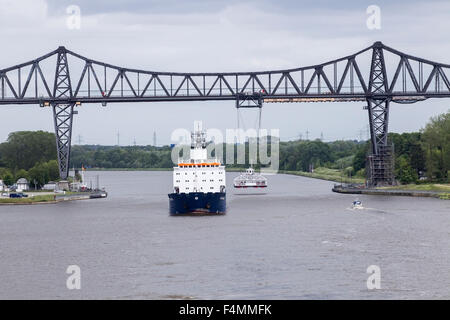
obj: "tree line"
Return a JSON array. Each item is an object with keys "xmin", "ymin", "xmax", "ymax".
[
  {"xmin": 352, "ymin": 111, "xmax": 448, "ymax": 183},
  {"xmin": 0, "ymin": 111, "xmax": 448, "ymax": 187},
  {"xmin": 0, "ymin": 131, "xmax": 59, "ymax": 187}
]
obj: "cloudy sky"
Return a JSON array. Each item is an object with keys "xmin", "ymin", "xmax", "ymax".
[{"xmin": 0, "ymin": 0, "xmax": 449, "ymax": 145}]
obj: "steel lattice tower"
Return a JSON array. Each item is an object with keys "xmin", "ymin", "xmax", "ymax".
[
  {"xmin": 52, "ymin": 47, "xmax": 75, "ymax": 180},
  {"xmin": 366, "ymin": 42, "xmax": 394, "ymax": 186}
]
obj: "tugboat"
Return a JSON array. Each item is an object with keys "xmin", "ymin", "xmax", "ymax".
[
  {"xmin": 168, "ymin": 122, "xmax": 226, "ymax": 215},
  {"xmin": 233, "ymin": 167, "xmax": 267, "ymax": 188}
]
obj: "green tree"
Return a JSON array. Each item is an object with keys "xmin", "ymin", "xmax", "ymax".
[
  {"xmin": 421, "ymin": 111, "xmax": 449, "ymax": 181},
  {"xmin": 28, "ymin": 161, "xmax": 56, "ymax": 187},
  {"xmin": 0, "ymin": 131, "xmax": 56, "ymax": 171},
  {"xmin": 395, "ymin": 155, "xmax": 418, "ymax": 184},
  {"xmin": 15, "ymin": 169, "xmax": 29, "ymax": 181},
  {"xmin": 45, "ymin": 160, "xmax": 60, "ymax": 182},
  {"xmin": 0, "ymin": 168, "xmax": 14, "ymax": 186},
  {"xmin": 389, "ymin": 132, "xmax": 425, "ymax": 177},
  {"xmin": 352, "ymin": 142, "xmax": 370, "ymax": 172}
]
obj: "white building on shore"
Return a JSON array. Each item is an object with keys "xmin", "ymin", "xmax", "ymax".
[
  {"xmin": 16, "ymin": 178, "xmax": 29, "ymax": 192},
  {"xmin": 43, "ymin": 181, "xmax": 57, "ymax": 191}
]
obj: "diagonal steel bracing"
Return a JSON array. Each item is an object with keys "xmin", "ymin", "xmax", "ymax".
[
  {"xmin": 1, "ymin": 41, "xmax": 449, "ymax": 105},
  {"xmin": 52, "ymin": 47, "xmax": 74, "ymax": 180},
  {"xmin": 367, "ymin": 98, "xmax": 390, "ymax": 154},
  {"xmin": 366, "ymin": 43, "xmax": 394, "ymax": 186},
  {"xmin": 52, "ymin": 104, "xmax": 74, "ymax": 179},
  {"xmin": 0, "ymin": 42, "xmax": 449, "ymax": 181}
]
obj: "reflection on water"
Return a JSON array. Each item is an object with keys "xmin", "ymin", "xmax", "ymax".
[{"xmin": 0, "ymin": 171, "xmax": 449, "ymax": 299}]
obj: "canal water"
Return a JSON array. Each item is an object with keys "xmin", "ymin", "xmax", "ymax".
[{"xmin": 0, "ymin": 171, "xmax": 449, "ymax": 299}]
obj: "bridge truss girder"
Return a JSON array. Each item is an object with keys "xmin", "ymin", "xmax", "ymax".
[
  {"xmin": 1, "ymin": 42, "xmax": 449, "ymax": 105},
  {"xmin": 0, "ymin": 42, "xmax": 449, "ymax": 184}
]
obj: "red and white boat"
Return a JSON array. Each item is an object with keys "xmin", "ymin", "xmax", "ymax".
[{"xmin": 233, "ymin": 167, "xmax": 267, "ymax": 188}]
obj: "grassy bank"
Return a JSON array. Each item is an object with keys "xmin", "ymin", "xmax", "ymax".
[
  {"xmin": 279, "ymin": 167, "xmax": 365, "ymax": 184},
  {"xmin": 83, "ymin": 167, "xmax": 448, "ymax": 198},
  {"xmin": 379, "ymin": 183, "xmax": 450, "ymax": 199},
  {"xmin": 0, "ymin": 194, "xmax": 55, "ymax": 204},
  {"xmin": 88, "ymin": 166, "xmax": 365, "ymax": 183},
  {"xmin": 379, "ymin": 183, "xmax": 450, "ymax": 192}
]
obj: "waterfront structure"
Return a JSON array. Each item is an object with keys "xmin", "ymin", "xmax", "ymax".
[
  {"xmin": 16, "ymin": 178, "xmax": 29, "ymax": 192},
  {"xmin": 42, "ymin": 181, "xmax": 57, "ymax": 191}
]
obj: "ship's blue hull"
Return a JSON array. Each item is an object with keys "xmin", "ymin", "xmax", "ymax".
[{"xmin": 168, "ymin": 192, "xmax": 226, "ymax": 215}]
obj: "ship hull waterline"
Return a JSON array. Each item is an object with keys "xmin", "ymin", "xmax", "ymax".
[
  {"xmin": 234, "ymin": 186, "xmax": 267, "ymax": 188},
  {"xmin": 168, "ymin": 192, "xmax": 226, "ymax": 215}
]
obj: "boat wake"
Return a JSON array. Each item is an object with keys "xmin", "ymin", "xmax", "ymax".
[{"xmin": 346, "ymin": 207, "xmax": 388, "ymax": 214}]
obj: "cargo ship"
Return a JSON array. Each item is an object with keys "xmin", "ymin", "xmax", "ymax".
[{"xmin": 168, "ymin": 122, "xmax": 226, "ymax": 215}]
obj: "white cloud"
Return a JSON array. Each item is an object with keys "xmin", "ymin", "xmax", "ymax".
[{"xmin": 0, "ymin": 0, "xmax": 48, "ymax": 23}]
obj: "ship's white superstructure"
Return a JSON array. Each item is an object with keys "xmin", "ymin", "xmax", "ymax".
[{"xmin": 172, "ymin": 122, "xmax": 226, "ymax": 194}]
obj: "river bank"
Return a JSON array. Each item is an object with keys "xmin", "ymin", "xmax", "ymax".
[
  {"xmin": 0, "ymin": 192, "xmax": 107, "ymax": 205},
  {"xmin": 278, "ymin": 168, "xmax": 365, "ymax": 184},
  {"xmin": 0, "ymin": 194, "xmax": 56, "ymax": 205},
  {"xmin": 83, "ymin": 167, "xmax": 449, "ymax": 198},
  {"xmin": 332, "ymin": 184, "xmax": 450, "ymax": 200},
  {"xmin": 86, "ymin": 167, "xmax": 365, "ymax": 183},
  {"xmin": 278, "ymin": 169, "xmax": 449, "ymax": 199}
]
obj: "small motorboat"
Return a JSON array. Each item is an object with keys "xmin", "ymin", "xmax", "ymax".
[{"xmin": 352, "ymin": 200, "xmax": 363, "ymax": 209}]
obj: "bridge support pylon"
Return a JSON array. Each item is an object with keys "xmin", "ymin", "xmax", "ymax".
[
  {"xmin": 52, "ymin": 103, "xmax": 75, "ymax": 180},
  {"xmin": 366, "ymin": 98, "xmax": 394, "ymax": 186},
  {"xmin": 366, "ymin": 42, "xmax": 395, "ymax": 187},
  {"xmin": 52, "ymin": 46, "xmax": 74, "ymax": 180}
]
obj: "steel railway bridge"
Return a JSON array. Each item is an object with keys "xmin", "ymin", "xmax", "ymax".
[{"xmin": 1, "ymin": 41, "xmax": 449, "ymax": 185}]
